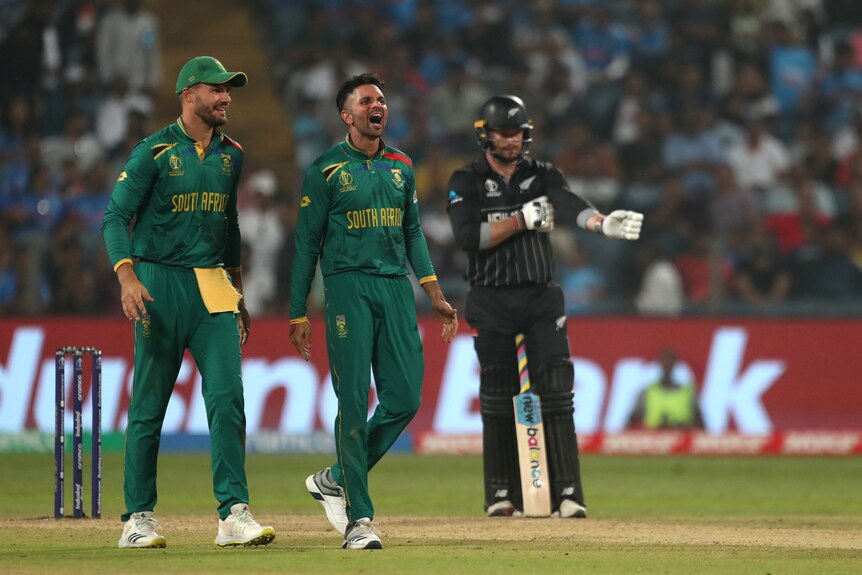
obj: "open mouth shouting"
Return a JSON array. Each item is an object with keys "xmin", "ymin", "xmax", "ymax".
[{"xmin": 369, "ymin": 110, "xmax": 384, "ymax": 129}]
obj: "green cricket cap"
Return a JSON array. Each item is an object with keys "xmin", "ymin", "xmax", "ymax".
[{"xmin": 175, "ymin": 56, "xmax": 248, "ymax": 94}]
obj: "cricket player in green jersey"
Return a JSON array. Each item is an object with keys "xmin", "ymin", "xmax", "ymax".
[
  {"xmin": 102, "ymin": 56, "xmax": 275, "ymax": 549},
  {"xmin": 290, "ymin": 73, "xmax": 459, "ymax": 550}
]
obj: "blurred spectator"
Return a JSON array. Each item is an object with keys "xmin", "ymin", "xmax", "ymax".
[
  {"xmin": 768, "ymin": 20, "xmax": 817, "ymax": 117},
  {"xmin": 666, "ymin": 62, "xmax": 712, "ymax": 112},
  {"xmin": 555, "ymin": 231, "xmax": 606, "ymax": 315},
  {"xmin": 65, "ymin": 160, "xmax": 111, "ymax": 258},
  {"xmin": 662, "ymin": 107, "xmax": 724, "ymax": 200},
  {"xmin": 519, "ymin": 8, "xmax": 587, "ymax": 112},
  {"xmin": 666, "ymin": 0, "xmax": 723, "ymax": 71},
  {"xmin": 95, "ymin": 0, "xmax": 160, "ymax": 96},
  {"xmin": 426, "ymin": 62, "xmax": 490, "ymax": 151},
  {"xmin": 460, "ymin": 0, "xmax": 515, "ymax": 69},
  {"xmin": 632, "ymin": 240, "xmax": 684, "ymax": 316},
  {"xmin": 727, "ymin": 62, "xmax": 780, "ymax": 121},
  {"xmin": 573, "ymin": 5, "xmax": 631, "ymax": 82},
  {"xmin": 0, "ymin": 226, "xmax": 18, "ymax": 315},
  {"xmin": 674, "ymin": 231, "xmax": 731, "ymax": 309},
  {"xmin": 8, "ymin": 163, "xmax": 64, "ymax": 241},
  {"xmin": 791, "ymin": 219, "xmax": 862, "ymax": 300},
  {"xmin": 793, "ymin": 122, "xmax": 839, "ymax": 186},
  {"xmin": 292, "ymin": 96, "xmax": 331, "ymax": 173},
  {"xmin": 0, "ymin": 96, "xmax": 39, "ymax": 201},
  {"xmin": 627, "ymin": 347, "xmax": 703, "ymax": 430},
  {"xmin": 728, "ymin": 0, "xmax": 765, "ymax": 62},
  {"xmin": 95, "ymin": 80, "xmax": 152, "ymax": 153},
  {"xmin": 616, "ymin": 106, "xmax": 666, "ymax": 189},
  {"xmin": 555, "ymin": 121, "xmax": 621, "ymax": 210},
  {"xmin": 763, "ymin": 167, "xmax": 834, "ymax": 254},
  {"xmin": 645, "ymin": 174, "xmax": 698, "ymax": 258},
  {"xmin": 817, "ymin": 43, "xmax": 862, "ymax": 132},
  {"xmin": 832, "ymin": 106, "xmax": 862, "ymax": 168},
  {"xmin": 0, "ymin": 0, "xmax": 53, "ymax": 111},
  {"xmin": 731, "ymin": 230, "xmax": 793, "ymax": 311},
  {"xmin": 237, "ymin": 169, "xmax": 287, "ymax": 316},
  {"xmin": 40, "ymin": 109, "xmax": 103, "ymax": 179},
  {"xmin": 710, "ymin": 164, "xmax": 760, "ymax": 242},
  {"xmin": 286, "ymin": 49, "xmax": 364, "ymax": 138},
  {"xmin": 629, "ymin": 0, "xmax": 670, "ymax": 78},
  {"xmin": 611, "ymin": 71, "xmax": 655, "ymax": 154},
  {"xmin": 726, "ymin": 113, "xmax": 791, "ymax": 192},
  {"xmin": 573, "ymin": 5, "xmax": 629, "ymax": 134}
]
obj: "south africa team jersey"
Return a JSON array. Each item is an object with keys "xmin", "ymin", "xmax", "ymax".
[
  {"xmin": 290, "ymin": 136, "xmax": 436, "ymax": 320},
  {"xmin": 102, "ymin": 118, "xmax": 243, "ymax": 269}
]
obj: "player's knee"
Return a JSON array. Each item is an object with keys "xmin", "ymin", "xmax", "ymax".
[
  {"xmin": 479, "ymin": 365, "xmax": 517, "ymax": 418},
  {"xmin": 534, "ymin": 360, "xmax": 574, "ymax": 416},
  {"xmin": 378, "ymin": 392, "xmax": 422, "ymax": 421}
]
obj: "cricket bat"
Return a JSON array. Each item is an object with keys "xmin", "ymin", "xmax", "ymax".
[{"xmin": 513, "ymin": 333, "xmax": 552, "ymax": 517}]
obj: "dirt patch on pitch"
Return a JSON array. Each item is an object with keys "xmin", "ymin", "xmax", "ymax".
[
  {"xmin": 378, "ymin": 516, "xmax": 862, "ymax": 550},
  {"xmin": 8, "ymin": 514, "xmax": 860, "ymax": 550}
]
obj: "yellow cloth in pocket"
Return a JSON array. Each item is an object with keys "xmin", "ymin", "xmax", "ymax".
[{"xmin": 193, "ymin": 267, "xmax": 242, "ymax": 314}]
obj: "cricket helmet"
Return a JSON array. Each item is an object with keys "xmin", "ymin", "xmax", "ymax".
[{"xmin": 474, "ymin": 95, "xmax": 533, "ymax": 157}]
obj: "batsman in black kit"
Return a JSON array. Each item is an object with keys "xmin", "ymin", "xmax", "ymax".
[{"xmin": 446, "ymin": 95, "xmax": 644, "ymax": 518}]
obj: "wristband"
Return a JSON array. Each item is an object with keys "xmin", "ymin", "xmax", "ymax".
[
  {"xmin": 594, "ymin": 218, "xmax": 604, "ymax": 235},
  {"xmin": 512, "ymin": 212, "xmax": 526, "ymax": 231}
]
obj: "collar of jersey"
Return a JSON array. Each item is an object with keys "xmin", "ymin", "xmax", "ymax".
[
  {"xmin": 174, "ymin": 117, "xmax": 225, "ymax": 145},
  {"xmin": 341, "ymin": 134, "xmax": 385, "ymax": 160}
]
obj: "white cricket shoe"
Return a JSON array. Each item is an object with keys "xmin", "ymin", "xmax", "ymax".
[
  {"xmin": 214, "ymin": 503, "xmax": 276, "ymax": 547},
  {"xmin": 118, "ymin": 511, "xmax": 167, "ymax": 549},
  {"xmin": 342, "ymin": 517, "xmax": 382, "ymax": 550},
  {"xmin": 306, "ymin": 467, "xmax": 349, "ymax": 535},
  {"xmin": 555, "ymin": 499, "xmax": 587, "ymax": 518}
]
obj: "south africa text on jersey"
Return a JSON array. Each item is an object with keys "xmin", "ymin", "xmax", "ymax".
[
  {"xmin": 346, "ymin": 207, "xmax": 403, "ymax": 229},
  {"xmin": 171, "ymin": 192, "xmax": 230, "ymax": 213}
]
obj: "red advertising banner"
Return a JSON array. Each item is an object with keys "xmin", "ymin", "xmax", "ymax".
[{"xmin": 1, "ymin": 317, "xmax": 860, "ymax": 437}]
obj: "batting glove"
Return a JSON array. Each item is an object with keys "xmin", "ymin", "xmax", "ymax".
[
  {"xmin": 515, "ymin": 195, "xmax": 554, "ymax": 232},
  {"xmin": 599, "ymin": 210, "xmax": 643, "ymax": 240}
]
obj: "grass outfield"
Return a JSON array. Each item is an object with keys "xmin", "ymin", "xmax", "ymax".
[{"xmin": 2, "ymin": 453, "xmax": 861, "ymax": 574}]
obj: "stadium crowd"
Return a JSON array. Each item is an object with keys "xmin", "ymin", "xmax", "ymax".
[{"xmin": 2, "ymin": 0, "xmax": 862, "ymax": 317}]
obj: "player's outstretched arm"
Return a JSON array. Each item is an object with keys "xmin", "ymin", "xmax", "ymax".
[{"xmin": 594, "ymin": 210, "xmax": 644, "ymax": 240}]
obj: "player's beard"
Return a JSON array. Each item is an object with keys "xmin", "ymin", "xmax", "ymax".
[
  {"xmin": 194, "ymin": 98, "xmax": 227, "ymax": 128},
  {"xmin": 489, "ymin": 142, "xmax": 523, "ymax": 165}
]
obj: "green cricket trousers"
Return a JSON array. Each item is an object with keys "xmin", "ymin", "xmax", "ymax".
[
  {"xmin": 324, "ymin": 271, "xmax": 424, "ymax": 522},
  {"xmin": 122, "ymin": 261, "xmax": 248, "ymax": 521}
]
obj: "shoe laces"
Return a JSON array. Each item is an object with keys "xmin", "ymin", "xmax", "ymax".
[
  {"xmin": 348, "ymin": 519, "xmax": 380, "ymax": 540},
  {"xmin": 232, "ymin": 507, "xmax": 260, "ymax": 529},
  {"xmin": 133, "ymin": 514, "xmax": 160, "ymax": 533}
]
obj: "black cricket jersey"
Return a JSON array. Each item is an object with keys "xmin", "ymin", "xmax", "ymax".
[{"xmin": 446, "ymin": 155, "xmax": 595, "ymax": 287}]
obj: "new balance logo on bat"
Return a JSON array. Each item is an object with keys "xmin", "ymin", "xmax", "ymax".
[
  {"xmin": 515, "ymin": 394, "xmax": 542, "ymax": 426},
  {"xmin": 525, "ymin": 427, "xmax": 545, "ymax": 488}
]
